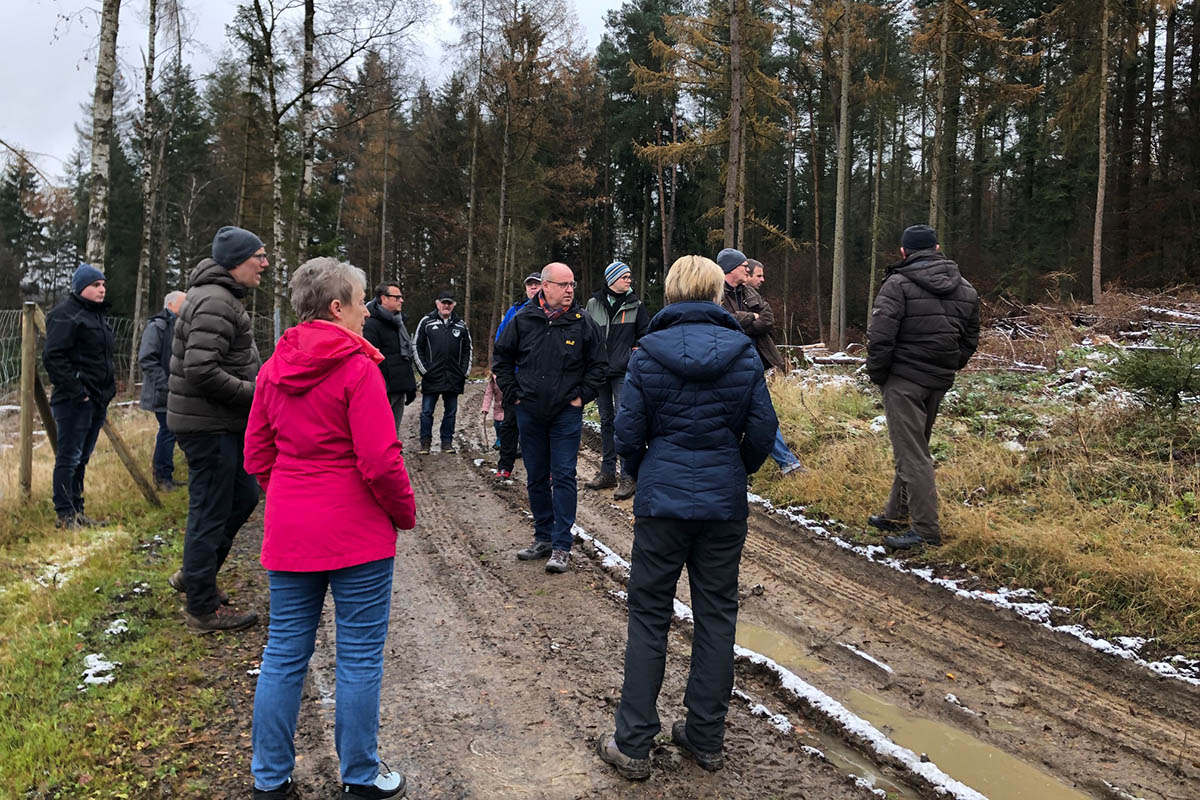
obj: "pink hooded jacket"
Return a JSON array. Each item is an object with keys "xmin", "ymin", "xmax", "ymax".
[{"xmin": 244, "ymin": 319, "xmax": 416, "ymax": 572}]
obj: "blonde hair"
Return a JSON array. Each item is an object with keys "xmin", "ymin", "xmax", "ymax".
[
  {"xmin": 290, "ymin": 257, "xmax": 367, "ymax": 322},
  {"xmin": 664, "ymin": 255, "xmax": 724, "ymax": 305}
]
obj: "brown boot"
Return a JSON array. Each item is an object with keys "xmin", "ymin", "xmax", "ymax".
[
  {"xmin": 185, "ymin": 605, "xmax": 258, "ymax": 634},
  {"xmin": 585, "ymin": 472, "xmax": 618, "ymax": 490}
]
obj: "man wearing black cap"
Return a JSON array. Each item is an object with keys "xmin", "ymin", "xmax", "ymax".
[
  {"xmin": 168, "ymin": 225, "xmax": 267, "ymax": 633},
  {"xmin": 413, "ymin": 289, "xmax": 472, "ymax": 453},
  {"xmin": 43, "ymin": 264, "xmax": 116, "ymax": 528},
  {"xmin": 867, "ymin": 224, "xmax": 979, "ymax": 551}
]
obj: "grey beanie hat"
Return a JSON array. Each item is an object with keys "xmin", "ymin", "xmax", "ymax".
[
  {"xmin": 212, "ymin": 226, "xmax": 264, "ymax": 269},
  {"xmin": 716, "ymin": 248, "xmax": 748, "ymax": 274},
  {"xmin": 72, "ymin": 263, "xmax": 106, "ymax": 296}
]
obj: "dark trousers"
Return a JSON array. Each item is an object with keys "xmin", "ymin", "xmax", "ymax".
[
  {"xmin": 497, "ymin": 398, "xmax": 520, "ymax": 473},
  {"xmin": 595, "ymin": 375, "xmax": 625, "ymax": 475},
  {"xmin": 386, "ymin": 394, "xmax": 406, "ymax": 438},
  {"xmin": 178, "ymin": 432, "xmax": 260, "ymax": 615},
  {"xmin": 515, "ymin": 404, "xmax": 583, "ymax": 552},
  {"xmin": 50, "ymin": 398, "xmax": 107, "ymax": 517},
  {"xmin": 881, "ymin": 376, "xmax": 946, "ymax": 539},
  {"xmin": 152, "ymin": 411, "xmax": 177, "ymax": 481},
  {"xmin": 419, "ymin": 392, "xmax": 458, "ymax": 446},
  {"xmin": 615, "ymin": 516, "xmax": 747, "ymax": 758}
]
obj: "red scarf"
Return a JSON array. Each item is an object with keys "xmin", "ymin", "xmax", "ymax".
[{"xmin": 538, "ymin": 291, "xmax": 569, "ymax": 321}]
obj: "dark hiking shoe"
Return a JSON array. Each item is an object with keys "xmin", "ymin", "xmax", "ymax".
[
  {"xmin": 585, "ymin": 472, "xmax": 618, "ymax": 490},
  {"xmin": 55, "ymin": 514, "xmax": 80, "ymax": 530},
  {"xmin": 253, "ymin": 777, "xmax": 297, "ymax": 799},
  {"xmin": 613, "ymin": 476, "xmax": 636, "ymax": 501},
  {"xmin": 184, "ymin": 605, "xmax": 258, "ymax": 634},
  {"xmin": 169, "ymin": 569, "xmax": 230, "ymax": 605},
  {"xmin": 545, "ymin": 549, "xmax": 570, "ymax": 574},
  {"xmin": 343, "ymin": 765, "xmax": 406, "ymax": 798},
  {"xmin": 73, "ymin": 512, "xmax": 101, "ymax": 527},
  {"xmin": 440, "ymin": 442, "xmax": 456, "ymax": 454},
  {"xmin": 517, "ymin": 540, "xmax": 552, "ymax": 560},
  {"xmin": 671, "ymin": 720, "xmax": 724, "ymax": 771},
  {"xmin": 868, "ymin": 514, "xmax": 908, "ymax": 533},
  {"xmin": 495, "ymin": 470, "xmax": 512, "ymax": 480},
  {"xmin": 155, "ymin": 478, "xmax": 180, "ymax": 492},
  {"xmin": 596, "ymin": 732, "xmax": 651, "ymax": 780},
  {"xmin": 417, "ymin": 442, "xmax": 431, "ymax": 455},
  {"xmin": 883, "ymin": 530, "xmax": 941, "ymax": 551}
]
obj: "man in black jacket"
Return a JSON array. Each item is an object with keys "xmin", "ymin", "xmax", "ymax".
[
  {"xmin": 363, "ymin": 282, "xmax": 416, "ymax": 437},
  {"xmin": 866, "ymin": 225, "xmax": 979, "ymax": 551},
  {"xmin": 494, "ymin": 262, "xmax": 608, "ymax": 574},
  {"xmin": 168, "ymin": 225, "xmax": 266, "ymax": 633},
  {"xmin": 43, "ymin": 264, "xmax": 116, "ymax": 528},
  {"xmin": 583, "ymin": 260, "xmax": 650, "ymax": 499},
  {"xmin": 412, "ymin": 289, "xmax": 472, "ymax": 453},
  {"xmin": 138, "ymin": 290, "xmax": 186, "ymax": 491}
]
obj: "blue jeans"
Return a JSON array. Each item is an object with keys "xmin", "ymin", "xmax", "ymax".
[
  {"xmin": 252, "ymin": 558, "xmax": 395, "ymax": 790},
  {"xmin": 152, "ymin": 411, "xmax": 176, "ymax": 481},
  {"xmin": 177, "ymin": 432, "xmax": 260, "ymax": 615},
  {"xmin": 596, "ymin": 375, "xmax": 625, "ymax": 475},
  {"xmin": 419, "ymin": 392, "xmax": 459, "ymax": 446},
  {"xmin": 769, "ymin": 428, "xmax": 801, "ymax": 470},
  {"xmin": 50, "ymin": 398, "xmax": 107, "ymax": 517},
  {"xmin": 515, "ymin": 404, "xmax": 583, "ymax": 551}
]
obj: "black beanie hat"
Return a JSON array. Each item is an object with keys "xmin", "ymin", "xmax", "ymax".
[
  {"xmin": 901, "ymin": 224, "xmax": 938, "ymax": 252},
  {"xmin": 212, "ymin": 226, "xmax": 264, "ymax": 269}
]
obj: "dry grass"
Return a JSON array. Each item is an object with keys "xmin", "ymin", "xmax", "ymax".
[{"xmin": 756, "ymin": 373, "xmax": 1200, "ymax": 655}]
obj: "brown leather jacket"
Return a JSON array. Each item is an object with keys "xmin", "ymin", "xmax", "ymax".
[{"xmin": 721, "ymin": 283, "xmax": 789, "ymax": 373}]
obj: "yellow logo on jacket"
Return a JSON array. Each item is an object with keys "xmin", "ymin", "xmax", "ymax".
[{"xmin": 565, "ymin": 339, "xmax": 576, "ymax": 345}]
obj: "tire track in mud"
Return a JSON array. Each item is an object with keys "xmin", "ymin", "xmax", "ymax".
[
  {"xmin": 292, "ymin": 420, "xmax": 871, "ymax": 799},
  {"xmin": 557, "ymin": 416, "xmax": 1199, "ymax": 800}
]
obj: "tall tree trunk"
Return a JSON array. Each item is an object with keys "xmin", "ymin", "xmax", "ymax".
[
  {"xmin": 928, "ymin": 0, "xmax": 950, "ymax": 230},
  {"xmin": 380, "ymin": 120, "xmax": 388, "ymax": 284},
  {"xmin": 1140, "ymin": 0, "xmax": 1156, "ymax": 188},
  {"xmin": 784, "ymin": 114, "xmax": 794, "ymax": 345},
  {"xmin": 1114, "ymin": 0, "xmax": 1140, "ymax": 272},
  {"xmin": 640, "ymin": 181, "xmax": 650, "ymax": 297},
  {"xmin": 806, "ymin": 84, "xmax": 824, "ymax": 341},
  {"xmin": 131, "ymin": 0, "xmax": 161, "ymax": 389},
  {"xmin": 656, "ymin": 124, "xmax": 669, "ymax": 279},
  {"xmin": 488, "ymin": 103, "xmax": 511, "ymax": 364},
  {"xmin": 1094, "ymin": 0, "xmax": 1110, "ymax": 304},
  {"xmin": 971, "ymin": 112, "xmax": 985, "ymax": 254},
  {"xmin": 737, "ymin": 127, "xmax": 747, "ymax": 247},
  {"xmin": 830, "ymin": 1, "xmax": 851, "ymax": 352},
  {"xmin": 463, "ymin": 3, "xmax": 485, "ymax": 332},
  {"xmin": 868, "ymin": 105, "xmax": 884, "ymax": 315},
  {"xmin": 253, "ymin": 0, "xmax": 286, "ymax": 340},
  {"xmin": 296, "ymin": 0, "xmax": 316, "ymax": 265},
  {"xmin": 86, "ymin": 0, "xmax": 121, "ymax": 267},
  {"xmin": 724, "ymin": 0, "xmax": 743, "ymax": 247},
  {"xmin": 1161, "ymin": 7, "xmax": 1176, "ymax": 180}
]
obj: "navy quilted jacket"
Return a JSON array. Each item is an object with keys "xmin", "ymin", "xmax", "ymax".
[{"xmin": 615, "ymin": 301, "xmax": 777, "ymax": 521}]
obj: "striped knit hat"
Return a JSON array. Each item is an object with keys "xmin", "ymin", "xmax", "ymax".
[{"xmin": 604, "ymin": 261, "xmax": 631, "ymax": 286}]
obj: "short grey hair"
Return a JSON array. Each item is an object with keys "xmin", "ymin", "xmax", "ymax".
[
  {"xmin": 163, "ymin": 290, "xmax": 185, "ymax": 309},
  {"xmin": 290, "ymin": 257, "xmax": 368, "ymax": 323}
]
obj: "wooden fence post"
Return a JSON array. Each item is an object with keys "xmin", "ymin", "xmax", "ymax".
[
  {"xmin": 102, "ymin": 421, "xmax": 162, "ymax": 507},
  {"xmin": 18, "ymin": 302, "xmax": 36, "ymax": 500}
]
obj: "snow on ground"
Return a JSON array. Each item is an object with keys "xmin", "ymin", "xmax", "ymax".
[{"xmin": 78, "ymin": 653, "xmax": 120, "ymax": 690}]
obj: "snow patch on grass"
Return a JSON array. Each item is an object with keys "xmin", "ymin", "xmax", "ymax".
[{"xmin": 78, "ymin": 653, "xmax": 120, "ymax": 690}]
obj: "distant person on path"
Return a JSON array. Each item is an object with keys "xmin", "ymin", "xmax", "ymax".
[
  {"xmin": 481, "ymin": 372, "xmax": 513, "ymax": 478},
  {"xmin": 139, "ymin": 290, "xmax": 186, "ymax": 491},
  {"xmin": 493, "ymin": 262, "xmax": 607, "ymax": 574},
  {"xmin": 717, "ymin": 249, "xmax": 805, "ymax": 476},
  {"xmin": 43, "ymin": 263, "xmax": 116, "ymax": 529},
  {"xmin": 598, "ymin": 255, "xmax": 776, "ymax": 780},
  {"xmin": 866, "ymin": 224, "xmax": 979, "ymax": 551},
  {"xmin": 168, "ymin": 226, "xmax": 266, "ymax": 633},
  {"xmin": 493, "ymin": 272, "xmax": 543, "ymax": 475},
  {"xmin": 496, "ymin": 272, "xmax": 542, "ymax": 341},
  {"xmin": 362, "ymin": 282, "xmax": 416, "ymax": 438},
  {"xmin": 412, "ymin": 290, "xmax": 472, "ymax": 454},
  {"xmin": 584, "ymin": 260, "xmax": 650, "ymax": 501},
  {"xmin": 245, "ymin": 257, "xmax": 415, "ymax": 800}
]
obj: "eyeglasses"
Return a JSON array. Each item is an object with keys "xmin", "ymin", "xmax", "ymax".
[
  {"xmin": 544, "ymin": 280, "xmax": 576, "ymax": 289},
  {"xmin": 252, "ymin": 253, "xmax": 269, "ymax": 262},
  {"xmin": 384, "ymin": 294, "xmax": 402, "ymax": 300}
]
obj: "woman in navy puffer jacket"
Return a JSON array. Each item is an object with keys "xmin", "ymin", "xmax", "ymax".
[{"xmin": 597, "ymin": 255, "xmax": 777, "ymax": 781}]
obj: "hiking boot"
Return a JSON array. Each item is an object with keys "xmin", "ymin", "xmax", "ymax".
[
  {"xmin": 417, "ymin": 441, "xmax": 431, "ymax": 455},
  {"xmin": 343, "ymin": 765, "xmax": 406, "ymax": 798},
  {"xmin": 868, "ymin": 514, "xmax": 908, "ymax": 533},
  {"xmin": 613, "ymin": 475, "xmax": 636, "ymax": 501},
  {"xmin": 253, "ymin": 777, "xmax": 297, "ymax": 799},
  {"xmin": 545, "ymin": 549, "xmax": 570, "ymax": 574},
  {"xmin": 495, "ymin": 470, "xmax": 512, "ymax": 480},
  {"xmin": 184, "ymin": 605, "xmax": 258, "ymax": 634},
  {"xmin": 169, "ymin": 568, "xmax": 230, "ymax": 605},
  {"xmin": 585, "ymin": 471, "xmax": 618, "ymax": 490},
  {"xmin": 55, "ymin": 514, "xmax": 80, "ymax": 530},
  {"xmin": 671, "ymin": 720, "xmax": 724, "ymax": 771},
  {"xmin": 516, "ymin": 540, "xmax": 552, "ymax": 560},
  {"xmin": 596, "ymin": 732, "xmax": 651, "ymax": 780},
  {"xmin": 156, "ymin": 478, "xmax": 180, "ymax": 492},
  {"xmin": 73, "ymin": 512, "xmax": 101, "ymax": 527},
  {"xmin": 440, "ymin": 442, "xmax": 456, "ymax": 454},
  {"xmin": 883, "ymin": 530, "xmax": 941, "ymax": 551},
  {"xmin": 780, "ymin": 461, "xmax": 807, "ymax": 476}
]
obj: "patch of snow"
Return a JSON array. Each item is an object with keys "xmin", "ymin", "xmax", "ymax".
[
  {"xmin": 838, "ymin": 643, "xmax": 894, "ymax": 674},
  {"xmin": 1141, "ymin": 305, "xmax": 1200, "ymax": 322},
  {"xmin": 1001, "ymin": 440, "xmax": 1026, "ymax": 453},
  {"xmin": 851, "ymin": 776, "xmax": 889, "ymax": 798},
  {"xmin": 79, "ymin": 653, "xmax": 120, "ymax": 690},
  {"xmin": 247, "ymin": 668, "xmax": 261, "ymax": 676},
  {"xmin": 746, "ymin": 493, "xmax": 1200, "ymax": 687},
  {"xmin": 583, "ymin": 419, "xmax": 601, "ymax": 434},
  {"xmin": 104, "ymin": 619, "xmax": 128, "ymax": 636},
  {"xmin": 868, "ymin": 415, "xmax": 887, "ymax": 433},
  {"xmin": 944, "ymin": 694, "xmax": 980, "ymax": 717},
  {"xmin": 801, "ymin": 744, "xmax": 826, "ymax": 759},
  {"xmin": 732, "ymin": 687, "xmax": 795, "ymax": 734},
  {"xmin": 472, "ymin": 459, "xmax": 484, "ymax": 467}
]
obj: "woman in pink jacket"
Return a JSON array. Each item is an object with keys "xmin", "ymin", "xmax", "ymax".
[{"xmin": 245, "ymin": 257, "xmax": 415, "ymax": 800}]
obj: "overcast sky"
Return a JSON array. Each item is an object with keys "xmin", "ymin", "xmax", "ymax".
[{"xmin": 0, "ymin": 0, "xmax": 622, "ymax": 184}]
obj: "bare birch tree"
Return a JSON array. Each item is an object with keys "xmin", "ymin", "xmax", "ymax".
[{"xmin": 85, "ymin": 0, "xmax": 122, "ymax": 267}]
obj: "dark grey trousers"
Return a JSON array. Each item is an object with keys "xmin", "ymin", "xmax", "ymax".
[
  {"xmin": 615, "ymin": 516, "xmax": 747, "ymax": 758},
  {"xmin": 881, "ymin": 376, "xmax": 946, "ymax": 539}
]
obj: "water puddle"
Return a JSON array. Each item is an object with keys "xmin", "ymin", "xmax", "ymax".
[{"xmin": 736, "ymin": 621, "xmax": 1091, "ymax": 800}]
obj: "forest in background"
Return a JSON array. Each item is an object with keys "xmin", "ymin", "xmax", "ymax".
[{"xmin": 1, "ymin": 0, "xmax": 1198, "ymax": 354}]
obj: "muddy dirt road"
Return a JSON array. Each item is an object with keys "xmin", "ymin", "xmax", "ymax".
[{"xmin": 281, "ymin": 386, "xmax": 1197, "ymax": 799}]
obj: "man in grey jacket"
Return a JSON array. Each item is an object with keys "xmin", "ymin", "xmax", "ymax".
[
  {"xmin": 139, "ymin": 290, "xmax": 185, "ymax": 491},
  {"xmin": 168, "ymin": 226, "xmax": 266, "ymax": 633},
  {"xmin": 866, "ymin": 225, "xmax": 979, "ymax": 551}
]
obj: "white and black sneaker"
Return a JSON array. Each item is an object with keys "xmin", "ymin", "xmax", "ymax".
[{"xmin": 343, "ymin": 764, "xmax": 406, "ymax": 798}]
